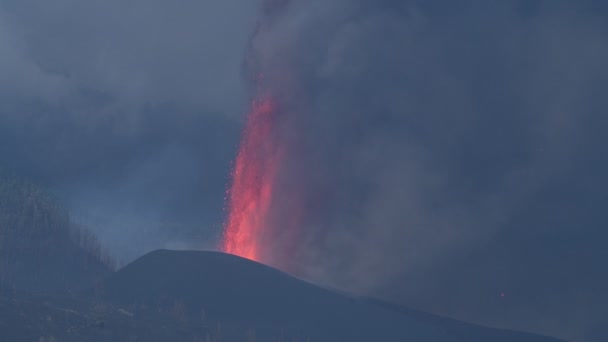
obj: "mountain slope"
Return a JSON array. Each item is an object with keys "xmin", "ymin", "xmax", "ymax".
[
  {"xmin": 102, "ymin": 250, "xmax": 565, "ymax": 342},
  {"xmin": 0, "ymin": 173, "xmax": 114, "ymax": 293}
]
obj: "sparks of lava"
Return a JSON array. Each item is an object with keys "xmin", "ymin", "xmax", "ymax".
[{"xmin": 222, "ymin": 96, "xmax": 280, "ymax": 261}]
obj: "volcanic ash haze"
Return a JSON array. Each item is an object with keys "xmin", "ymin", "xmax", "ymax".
[
  {"xmin": 223, "ymin": 1, "xmax": 608, "ymax": 340},
  {"xmin": 228, "ymin": 0, "xmax": 475, "ymax": 291}
]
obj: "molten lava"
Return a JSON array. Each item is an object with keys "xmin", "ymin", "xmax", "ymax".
[
  {"xmin": 222, "ymin": 0, "xmax": 295, "ymax": 263},
  {"xmin": 222, "ymin": 97, "xmax": 281, "ymax": 261}
]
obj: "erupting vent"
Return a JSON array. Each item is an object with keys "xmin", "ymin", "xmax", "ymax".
[
  {"xmin": 222, "ymin": 0, "xmax": 294, "ymax": 264},
  {"xmin": 222, "ymin": 96, "xmax": 281, "ymax": 262}
]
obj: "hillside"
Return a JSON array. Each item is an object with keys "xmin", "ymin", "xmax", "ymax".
[
  {"xmin": 0, "ymin": 172, "xmax": 114, "ymax": 293},
  {"xmin": 99, "ymin": 249, "xmax": 565, "ymax": 342},
  {"xmin": 0, "ymin": 174, "xmax": 567, "ymax": 341}
]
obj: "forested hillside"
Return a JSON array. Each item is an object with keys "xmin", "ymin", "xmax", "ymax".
[{"xmin": 0, "ymin": 171, "xmax": 114, "ymax": 293}]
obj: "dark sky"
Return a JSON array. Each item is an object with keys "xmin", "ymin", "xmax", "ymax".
[
  {"xmin": 1, "ymin": 1, "xmax": 607, "ymax": 341},
  {"xmin": 0, "ymin": 0, "xmax": 259, "ymax": 259},
  {"xmin": 245, "ymin": 2, "xmax": 608, "ymax": 341}
]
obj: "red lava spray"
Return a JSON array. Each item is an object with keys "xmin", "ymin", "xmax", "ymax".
[
  {"xmin": 222, "ymin": 95, "xmax": 281, "ymax": 262},
  {"xmin": 222, "ymin": 0, "xmax": 293, "ymax": 263}
]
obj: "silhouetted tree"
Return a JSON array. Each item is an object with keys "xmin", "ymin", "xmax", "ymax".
[{"xmin": 0, "ymin": 170, "xmax": 115, "ymax": 292}]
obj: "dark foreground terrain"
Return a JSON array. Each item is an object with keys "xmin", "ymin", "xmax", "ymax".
[{"xmin": 1, "ymin": 249, "xmax": 566, "ymax": 341}]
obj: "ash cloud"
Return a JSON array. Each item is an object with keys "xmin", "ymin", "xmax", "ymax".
[
  {"xmin": 1, "ymin": 0, "xmax": 607, "ymax": 340},
  {"xmin": 252, "ymin": 1, "xmax": 608, "ymax": 340},
  {"xmin": 0, "ymin": 0, "xmax": 260, "ymax": 261}
]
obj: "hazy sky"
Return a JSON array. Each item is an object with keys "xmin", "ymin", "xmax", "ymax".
[
  {"xmin": 0, "ymin": 0, "xmax": 260, "ymax": 259},
  {"xmin": 0, "ymin": 1, "xmax": 607, "ymax": 341}
]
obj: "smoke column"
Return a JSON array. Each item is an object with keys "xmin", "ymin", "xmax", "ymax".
[{"xmin": 218, "ymin": 2, "xmax": 608, "ymax": 339}]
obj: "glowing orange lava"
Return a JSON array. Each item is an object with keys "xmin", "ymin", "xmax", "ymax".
[{"xmin": 222, "ymin": 97, "xmax": 280, "ymax": 261}]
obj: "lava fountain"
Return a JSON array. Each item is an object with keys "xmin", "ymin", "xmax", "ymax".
[
  {"xmin": 222, "ymin": 0, "xmax": 293, "ymax": 263},
  {"xmin": 222, "ymin": 95, "xmax": 282, "ymax": 261}
]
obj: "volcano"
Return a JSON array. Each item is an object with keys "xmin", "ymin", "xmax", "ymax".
[
  {"xmin": 0, "ymin": 249, "xmax": 567, "ymax": 341},
  {"xmin": 100, "ymin": 249, "xmax": 565, "ymax": 342}
]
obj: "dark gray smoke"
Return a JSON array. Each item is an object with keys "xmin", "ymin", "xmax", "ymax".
[
  {"xmin": 0, "ymin": 0, "xmax": 260, "ymax": 261},
  {"xmin": 249, "ymin": 1, "xmax": 608, "ymax": 341},
  {"xmin": 1, "ymin": 0, "xmax": 607, "ymax": 340}
]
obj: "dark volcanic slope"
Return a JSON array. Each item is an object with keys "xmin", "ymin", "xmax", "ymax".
[{"xmin": 102, "ymin": 250, "xmax": 564, "ymax": 342}]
